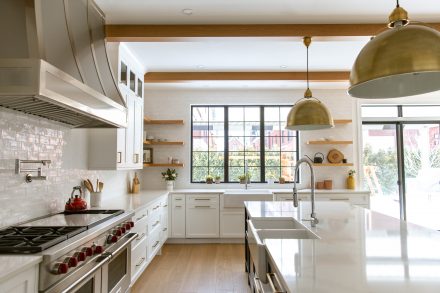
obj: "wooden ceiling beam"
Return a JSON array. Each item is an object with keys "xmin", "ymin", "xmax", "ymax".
[
  {"xmin": 106, "ymin": 23, "xmax": 440, "ymax": 42},
  {"xmin": 144, "ymin": 72, "xmax": 350, "ymax": 83}
]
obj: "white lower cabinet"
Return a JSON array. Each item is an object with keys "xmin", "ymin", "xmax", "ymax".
[
  {"xmin": 186, "ymin": 194, "xmax": 220, "ymax": 238},
  {"xmin": 171, "ymin": 194, "xmax": 186, "ymax": 238},
  {"xmin": 0, "ymin": 265, "xmax": 38, "ymax": 293},
  {"xmin": 131, "ymin": 236, "xmax": 147, "ymax": 282},
  {"xmin": 220, "ymin": 209, "xmax": 245, "ymax": 238}
]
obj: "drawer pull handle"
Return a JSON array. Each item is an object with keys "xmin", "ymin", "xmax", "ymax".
[
  {"xmin": 152, "ymin": 220, "xmax": 160, "ymax": 227},
  {"xmin": 254, "ymin": 277, "xmax": 264, "ymax": 293},
  {"xmin": 267, "ymin": 272, "xmax": 286, "ymax": 293},
  {"xmin": 136, "ymin": 233, "xmax": 146, "ymax": 241},
  {"xmin": 152, "ymin": 241, "xmax": 160, "ymax": 248},
  {"xmin": 174, "ymin": 198, "xmax": 182, "ymax": 201},
  {"xmin": 136, "ymin": 257, "xmax": 146, "ymax": 267},
  {"xmin": 136, "ymin": 214, "xmax": 147, "ymax": 221},
  {"xmin": 195, "ymin": 205, "xmax": 210, "ymax": 208},
  {"xmin": 117, "ymin": 152, "xmax": 122, "ymax": 164},
  {"xmin": 153, "ymin": 205, "xmax": 160, "ymax": 210},
  {"xmin": 330, "ymin": 198, "xmax": 349, "ymax": 201},
  {"xmin": 194, "ymin": 198, "xmax": 211, "ymax": 201},
  {"xmin": 175, "ymin": 205, "xmax": 182, "ymax": 208},
  {"xmin": 163, "ymin": 227, "xmax": 167, "ymax": 232},
  {"xmin": 163, "ymin": 204, "xmax": 168, "ymax": 207}
]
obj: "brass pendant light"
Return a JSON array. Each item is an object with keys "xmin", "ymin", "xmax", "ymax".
[
  {"xmin": 286, "ymin": 37, "xmax": 334, "ymax": 130},
  {"xmin": 349, "ymin": 0, "xmax": 440, "ymax": 99}
]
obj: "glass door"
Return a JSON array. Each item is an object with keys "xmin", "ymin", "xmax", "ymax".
[
  {"xmin": 403, "ymin": 123, "xmax": 440, "ymax": 230},
  {"xmin": 362, "ymin": 124, "xmax": 400, "ymax": 219}
]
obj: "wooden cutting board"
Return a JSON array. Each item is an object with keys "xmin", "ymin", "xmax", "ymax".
[{"xmin": 327, "ymin": 149, "xmax": 344, "ymax": 163}]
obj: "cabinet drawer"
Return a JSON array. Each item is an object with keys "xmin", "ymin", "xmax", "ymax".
[
  {"xmin": 148, "ymin": 200, "xmax": 161, "ymax": 218},
  {"xmin": 133, "ymin": 207, "xmax": 148, "ymax": 223},
  {"xmin": 131, "ymin": 227, "xmax": 147, "ymax": 250},
  {"xmin": 187, "ymin": 194, "xmax": 219, "ymax": 205},
  {"xmin": 147, "ymin": 228, "xmax": 162, "ymax": 260},
  {"xmin": 172, "ymin": 194, "xmax": 185, "ymax": 204},
  {"xmin": 131, "ymin": 236, "xmax": 147, "ymax": 281},
  {"xmin": 148, "ymin": 212, "xmax": 161, "ymax": 235}
]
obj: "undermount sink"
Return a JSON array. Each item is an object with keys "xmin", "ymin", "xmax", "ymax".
[
  {"xmin": 251, "ymin": 217, "xmax": 306, "ymax": 229},
  {"xmin": 257, "ymin": 228, "xmax": 319, "ymax": 240},
  {"xmin": 223, "ymin": 189, "xmax": 272, "ymax": 195}
]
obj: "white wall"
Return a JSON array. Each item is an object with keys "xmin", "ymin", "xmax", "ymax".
[
  {"xmin": 0, "ymin": 108, "xmax": 139, "ymax": 228},
  {"xmin": 141, "ymin": 87, "xmax": 358, "ymax": 190}
]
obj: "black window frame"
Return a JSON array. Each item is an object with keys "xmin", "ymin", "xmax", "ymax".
[{"xmin": 190, "ymin": 105, "xmax": 300, "ymax": 183}]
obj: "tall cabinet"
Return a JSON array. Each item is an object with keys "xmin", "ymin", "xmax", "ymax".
[{"xmin": 88, "ymin": 44, "xmax": 144, "ymax": 170}]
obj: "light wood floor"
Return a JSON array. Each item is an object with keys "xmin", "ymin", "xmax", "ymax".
[{"xmin": 132, "ymin": 244, "xmax": 250, "ymax": 293}]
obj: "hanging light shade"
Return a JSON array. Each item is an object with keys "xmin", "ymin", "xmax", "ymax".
[
  {"xmin": 349, "ymin": 2, "xmax": 440, "ymax": 99},
  {"xmin": 286, "ymin": 37, "xmax": 334, "ymax": 130}
]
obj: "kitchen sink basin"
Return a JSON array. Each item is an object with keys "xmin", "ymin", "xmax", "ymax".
[
  {"xmin": 257, "ymin": 228, "xmax": 319, "ymax": 240},
  {"xmin": 223, "ymin": 189, "xmax": 272, "ymax": 195},
  {"xmin": 222, "ymin": 189, "xmax": 273, "ymax": 208},
  {"xmin": 250, "ymin": 217, "xmax": 306, "ymax": 229}
]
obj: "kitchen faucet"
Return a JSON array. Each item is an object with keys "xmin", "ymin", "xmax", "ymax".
[
  {"xmin": 293, "ymin": 157, "xmax": 319, "ymax": 227},
  {"xmin": 244, "ymin": 161, "xmax": 249, "ymax": 190}
]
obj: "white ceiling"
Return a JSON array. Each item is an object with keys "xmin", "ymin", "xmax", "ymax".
[
  {"xmin": 96, "ymin": 0, "xmax": 440, "ymax": 24},
  {"xmin": 96, "ymin": 0, "xmax": 440, "ymax": 88}
]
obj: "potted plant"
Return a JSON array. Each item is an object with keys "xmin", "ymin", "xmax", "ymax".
[
  {"xmin": 215, "ymin": 176, "xmax": 221, "ymax": 184},
  {"xmin": 161, "ymin": 168, "xmax": 177, "ymax": 191},
  {"xmin": 279, "ymin": 176, "xmax": 286, "ymax": 184},
  {"xmin": 206, "ymin": 175, "xmax": 214, "ymax": 184},
  {"xmin": 346, "ymin": 169, "xmax": 356, "ymax": 189},
  {"xmin": 238, "ymin": 173, "xmax": 251, "ymax": 184}
]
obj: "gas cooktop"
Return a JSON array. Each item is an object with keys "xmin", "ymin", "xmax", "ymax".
[{"xmin": 0, "ymin": 209, "xmax": 124, "ymax": 254}]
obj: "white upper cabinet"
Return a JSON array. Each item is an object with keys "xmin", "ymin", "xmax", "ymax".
[{"xmin": 88, "ymin": 44, "xmax": 144, "ymax": 170}]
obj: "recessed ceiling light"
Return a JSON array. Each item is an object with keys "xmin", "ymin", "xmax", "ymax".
[{"xmin": 182, "ymin": 9, "xmax": 193, "ymax": 15}]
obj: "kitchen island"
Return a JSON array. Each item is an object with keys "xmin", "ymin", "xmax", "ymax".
[{"xmin": 245, "ymin": 201, "xmax": 440, "ymax": 293}]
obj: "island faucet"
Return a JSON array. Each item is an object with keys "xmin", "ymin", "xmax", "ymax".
[{"xmin": 293, "ymin": 157, "xmax": 319, "ymax": 227}]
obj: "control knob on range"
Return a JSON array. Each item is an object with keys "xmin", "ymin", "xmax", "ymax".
[
  {"xmin": 81, "ymin": 246, "xmax": 94, "ymax": 257},
  {"xmin": 107, "ymin": 234, "xmax": 118, "ymax": 244},
  {"xmin": 124, "ymin": 223, "xmax": 132, "ymax": 230},
  {"xmin": 119, "ymin": 226, "xmax": 126, "ymax": 234},
  {"xmin": 128, "ymin": 221, "xmax": 134, "ymax": 228},
  {"xmin": 52, "ymin": 262, "xmax": 69, "ymax": 275},
  {"xmin": 113, "ymin": 228, "xmax": 122, "ymax": 237},
  {"xmin": 73, "ymin": 251, "xmax": 86, "ymax": 262},
  {"xmin": 65, "ymin": 256, "xmax": 78, "ymax": 267},
  {"xmin": 94, "ymin": 245, "xmax": 104, "ymax": 254}
]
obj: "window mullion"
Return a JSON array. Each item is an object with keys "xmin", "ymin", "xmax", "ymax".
[
  {"xmin": 260, "ymin": 106, "xmax": 265, "ymax": 183},
  {"xmin": 224, "ymin": 106, "xmax": 229, "ymax": 183}
]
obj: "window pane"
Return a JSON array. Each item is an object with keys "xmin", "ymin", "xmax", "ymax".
[
  {"xmin": 245, "ymin": 107, "xmax": 260, "ymax": 121},
  {"xmin": 245, "ymin": 152, "xmax": 261, "ymax": 166},
  {"xmin": 229, "ymin": 107, "xmax": 244, "ymax": 121},
  {"xmin": 192, "ymin": 152, "xmax": 208, "ymax": 166},
  {"xmin": 281, "ymin": 137, "xmax": 297, "ymax": 151},
  {"xmin": 209, "ymin": 107, "xmax": 224, "ymax": 121},
  {"xmin": 281, "ymin": 152, "xmax": 297, "ymax": 166},
  {"xmin": 245, "ymin": 121, "xmax": 260, "ymax": 136},
  {"xmin": 229, "ymin": 137, "xmax": 244, "ymax": 151},
  {"xmin": 209, "ymin": 152, "xmax": 224, "ymax": 167},
  {"xmin": 265, "ymin": 122, "xmax": 281, "ymax": 137},
  {"xmin": 193, "ymin": 107, "xmax": 209, "ymax": 121},
  {"xmin": 265, "ymin": 152, "xmax": 280, "ymax": 166},
  {"xmin": 402, "ymin": 106, "xmax": 440, "ymax": 118},
  {"xmin": 209, "ymin": 167, "xmax": 224, "ymax": 178},
  {"xmin": 265, "ymin": 137, "xmax": 281, "ymax": 151},
  {"xmin": 209, "ymin": 123, "xmax": 224, "ymax": 136},
  {"xmin": 192, "ymin": 167, "xmax": 208, "ymax": 182},
  {"xmin": 229, "ymin": 152, "xmax": 244, "ymax": 166},
  {"xmin": 229, "ymin": 166, "xmax": 245, "ymax": 182},
  {"xmin": 245, "ymin": 137, "xmax": 260, "ymax": 151},
  {"xmin": 265, "ymin": 167, "xmax": 281, "ymax": 181},
  {"xmin": 209, "ymin": 137, "xmax": 225, "ymax": 151},
  {"xmin": 361, "ymin": 106, "xmax": 398, "ymax": 118},
  {"xmin": 281, "ymin": 166, "xmax": 295, "ymax": 181},
  {"xmin": 229, "ymin": 122, "xmax": 245, "ymax": 136},
  {"xmin": 192, "ymin": 122, "xmax": 210, "ymax": 136},
  {"xmin": 193, "ymin": 137, "xmax": 209, "ymax": 151},
  {"xmin": 280, "ymin": 107, "xmax": 291, "ymax": 121},
  {"xmin": 265, "ymin": 107, "xmax": 280, "ymax": 121},
  {"xmin": 247, "ymin": 167, "xmax": 261, "ymax": 181}
]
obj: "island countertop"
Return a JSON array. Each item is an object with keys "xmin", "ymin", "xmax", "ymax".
[{"xmin": 244, "ymin": 201, "xmax": 440, "ymax": 293}]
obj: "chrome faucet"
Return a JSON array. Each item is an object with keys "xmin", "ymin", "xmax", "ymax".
[{"xmin": 293, "ymin": 157, "xmax": 319, "ymax": 227}]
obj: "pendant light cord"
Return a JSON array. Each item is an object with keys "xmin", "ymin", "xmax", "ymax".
[
  {"xmin": 306, "ymin": 43, "xmax": 309, "ymax": 90},
  {"xmin": 396, "ymin": 0, "xmax": 399, "ymax": 7}
]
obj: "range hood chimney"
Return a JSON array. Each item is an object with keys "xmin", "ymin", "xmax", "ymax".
[{"xmin": 0, "ymin": 0, "xmax": 127, "ymax": 128}]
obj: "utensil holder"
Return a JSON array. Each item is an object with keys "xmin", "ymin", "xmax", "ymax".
[{"xmin": 90, "ymin": 192, "xmax": 102, "ymax": 207}]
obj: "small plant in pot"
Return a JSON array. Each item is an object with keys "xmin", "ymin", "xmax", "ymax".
[
  {"xmin": 205, "ymin": 175, "xmax": 214, "ymax": 184},
  {"xmin": 215, "ymin": 176, "xmax": 221, "ymax": 184},
  {"xmin": 238, "ymin": 173, "xmax": 251, "ymax": 184},
  {"xmin": 279, "ymin": 176, "xmax": 286, "ymax": 184}
]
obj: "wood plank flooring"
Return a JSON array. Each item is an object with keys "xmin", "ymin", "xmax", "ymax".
[{"xmin": 132, "ymin": 244, "xmax": 250, "ymax": 293}]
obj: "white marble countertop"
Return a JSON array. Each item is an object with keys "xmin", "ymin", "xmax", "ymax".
[
  {"xmin": 169, "ymin": 188, "xmax": 369, "ymax": 194},
  {"xmin": 0, "ymin": 255, "xmax": 42, "ymax": 283},
  {"xmin": 245, "ymin": 201, "xmax": 440, "ymax": 293},
  {"xmin": 99, "ymin": 190, "xmax": 169, "ymax": 212}
]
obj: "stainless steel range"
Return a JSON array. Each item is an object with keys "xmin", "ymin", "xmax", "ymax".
[{"xmin": 0, "ymin": 209, "xmax": 137, "ymax": 293}]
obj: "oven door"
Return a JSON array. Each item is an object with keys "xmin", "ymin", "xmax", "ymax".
[
  {"xmin": 44, "ymin": 254, "xmax": 109, "ymax": 293},
  {"xmin": 101, "ymin": 233, "xmax": 137, "ymax": 293}
]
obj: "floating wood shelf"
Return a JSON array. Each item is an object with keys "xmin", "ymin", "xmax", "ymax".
[
  {"xmin": 144, "ymin": 117, "xmax": 184, "ymax": 125},
  {"xmin": 144, "ymin": 141, "xmax": 184, "ymax": 145},
  {"xmin": 143, "ymin": 163, "xmax": 184, "ymax": 167},
  {"xmin": 307, "ymin": 140, "xmax": 353, "ymax": 145},
  {"xmin": 313, "ymin": 163, "xmax": 354, "ymax": 167},
  {"xmin": 333, "ymin": 119, "xmax": 352, "ymax": 124}
]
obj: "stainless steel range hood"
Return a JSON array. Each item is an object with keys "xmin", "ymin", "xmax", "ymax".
[{"xmin": 0, "ymin": 0, "xmax": 127, "ymax": 128}]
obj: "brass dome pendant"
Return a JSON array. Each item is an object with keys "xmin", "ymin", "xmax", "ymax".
[
  {"xmin": 349, "ymin": 3, "xmax": 440, "ymax": 99},
  {"xmin": 286, "ymin": 37, "xmax": 334, "ymax": 130}
]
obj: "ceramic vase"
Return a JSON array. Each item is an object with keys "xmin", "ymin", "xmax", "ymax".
[
  {"xmin": 346, "ymin": 175, "xmax": 355, "ymax": 190},
  {"xmin": 166, "ymin": 181, "xmax": 174, "ymax": 191}
]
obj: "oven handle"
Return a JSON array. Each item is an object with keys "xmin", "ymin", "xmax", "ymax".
[{"xmin": 105, "ymin": 232, "xmax": 138, "ymax": 258}]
